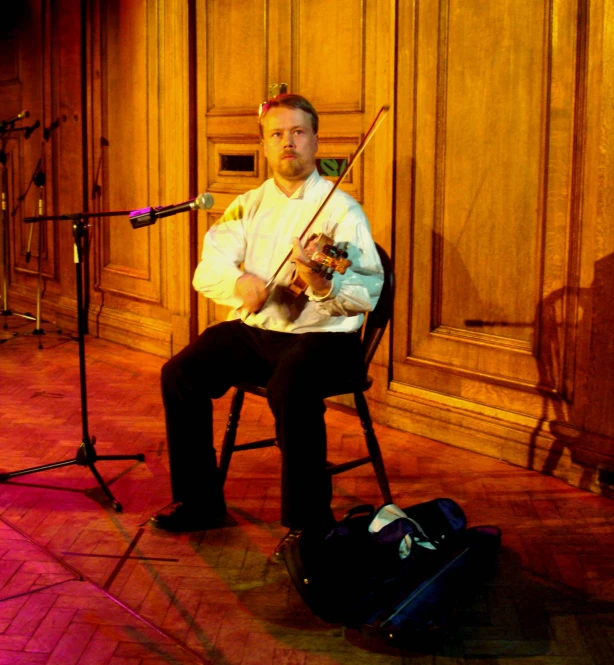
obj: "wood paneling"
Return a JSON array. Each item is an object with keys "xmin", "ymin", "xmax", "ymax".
[
  {"xmin": 3, "ymin": 0, "xmax": 81, "ymax": 321},
  {"xmin": 583, "ymin": 0, "xmax": 614, "ymax": 442},
  {"xmin": 195, "ymin": 0, "xmax": 395, "ymax": 334},
  {"xmin": 97, "ymin": 0, "xmax": 162, "ymax": 300},
  {"xmin": 395, "ymin": 0, "xmax": 581, "ymax": 398},
  {"xmin": 2, "ymin": 0, "xmax": 613, "ymax": 497},
  {"xmin": 2, "ymin": 0, "xmax": 192, "ymax": 356},
  {"xmin": 390, "ymin": 0, "xmax": 614, "ymax": 492},
  {"xmin": 293, "ymin": 0, "xmax": 365, "ymax": 113},
  {"xmin": 85, "ymin": 0, "xmax": 191, "ymax": 355},
  {"xmin": 206, "ymin": 0, "xmax": 268, "ymax": 114}
]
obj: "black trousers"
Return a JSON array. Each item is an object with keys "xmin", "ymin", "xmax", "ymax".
[{"xmin": 160, "ymin": 319, "xmax": 364, "ymax": 529}]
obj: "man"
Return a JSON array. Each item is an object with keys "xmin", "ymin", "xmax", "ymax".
[{"xmin": 151, "ymin": 94, "xmax": 383, "ymax": 560}]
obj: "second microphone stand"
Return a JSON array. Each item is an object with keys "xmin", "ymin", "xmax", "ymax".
[
  {"xmin": 0, "ymin": 211, "xmax": 145, "ymax": 512},
  {"xmin": 1, "ymin": 128, "xmax": 37, "ymax": 330}
]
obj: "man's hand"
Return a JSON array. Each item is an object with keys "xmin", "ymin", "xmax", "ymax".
[
  {"xmin": 290, "ymin": 237, "xmax": 333, "ymax": 297},
  {"xmin": 235, "ymin": 273, "xmax": 268, "ymax": 313}
]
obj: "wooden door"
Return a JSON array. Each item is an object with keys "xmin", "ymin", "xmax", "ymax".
[
  {"xmin": 84, "ymin": 0, "xmax": 191, "ymax": 356},
  {"xmin": 194, "ymin": 0, "xmax": 394, "ymax": 332},
  {"xmin": 0, "ymin": 1, "xmax": 66, "ymax": 321},
  {"xmin": 392, "ymin": 0, "xmax": 598, "ymax": 473}
]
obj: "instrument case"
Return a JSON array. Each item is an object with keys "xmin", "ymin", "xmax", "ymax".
[{"xmin": 284, "ymin": 499, "xmax": 501, "ymax": 644}]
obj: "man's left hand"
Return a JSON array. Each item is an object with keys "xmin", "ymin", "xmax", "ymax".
[{"xmin": 290, "ymin": 237, "xmax": 333, "ymax": 297}]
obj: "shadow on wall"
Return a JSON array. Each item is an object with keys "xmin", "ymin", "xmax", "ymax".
[
  {"xmin": 0, "ymin": 3, "xmax": 32, "ymax": 36},
  {"xmin": 531, "ymin": 252, "xmax": 614, "ymax": 495}
]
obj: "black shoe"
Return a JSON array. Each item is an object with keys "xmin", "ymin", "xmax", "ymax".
[
  {"xmin": 271, "ymin": 529, "xmax": 302, "ymax": 563},
  {"xmin": 149, "ymin": 502, "xmax": 226, "ymax": 532}
]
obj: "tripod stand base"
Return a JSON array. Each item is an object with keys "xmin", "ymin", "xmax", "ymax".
[
  {"xmin": 2, "ymin": 309, "xmax": 36, "ymax": 325},
  {"xmin": 0, "ymin": 437, "xmax": 146, "ymax": 513}
]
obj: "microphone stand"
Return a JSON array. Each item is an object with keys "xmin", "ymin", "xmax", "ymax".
[
  {"xmin": 0, "ymin": 209, "xmax": 145, "ymax": 512},
  {"xmin": 11, "ymin": 145, "xmax": 66, "ymax": 347},
  {"xmin": 1, "ymin": 127, "xmax": 37, "ymax": 330},
  {"xmin": 29, "ymin": 167, "xmax": 48, "ymax": 345}
]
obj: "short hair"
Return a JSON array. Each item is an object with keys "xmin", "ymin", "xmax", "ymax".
[{"xmin": 258, "ymin": 93, "xmax": 319, "ymax": 138}]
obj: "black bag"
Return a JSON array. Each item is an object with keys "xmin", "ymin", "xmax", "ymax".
[{"xmin": 284, "ymin": 499, "xmax": 501, "ymax": 642}]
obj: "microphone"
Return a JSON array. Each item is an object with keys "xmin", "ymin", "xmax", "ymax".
[
  {"xmin": 0, "ymin": 110, "xmax": 30, "ymax": 130},
  {"xmin": 129, "ymin": 192, "xmax": 214, "ymax": 229}
]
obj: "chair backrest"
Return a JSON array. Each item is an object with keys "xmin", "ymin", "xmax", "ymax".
[{"xmin": 362, "ymin": 243, "xmax": 394, "ymax": 371}]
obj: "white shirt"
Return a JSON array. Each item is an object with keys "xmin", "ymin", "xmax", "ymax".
[{"xmin": 193, "ymin": 170, "xmax": 383, "ymax": 333}]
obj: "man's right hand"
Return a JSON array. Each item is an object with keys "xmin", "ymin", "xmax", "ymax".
[{"xmin": 235, "ymin": 273, "xmax": 268, "ymax": 313}]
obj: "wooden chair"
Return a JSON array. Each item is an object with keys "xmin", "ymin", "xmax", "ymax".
[{"xmin": 218, "ymin": 243, "xmax": 394, "ymax": 504}]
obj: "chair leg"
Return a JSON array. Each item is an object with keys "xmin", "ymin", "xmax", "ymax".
[
  {"xmin": 219, "ymin": 388, "xmax": 245, "ymax": 485},
  {"xmin": 354, "ymin": 391, "xmax": 393, "ymax": 504}
]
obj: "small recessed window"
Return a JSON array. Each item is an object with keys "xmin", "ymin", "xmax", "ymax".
[
  {"xmin": 316, "ymin": 158, "xmax": 349, "ymax": 180},
  {"xmin": 220, "ymin": 154, "xmax": 255, "ymax": 173}
]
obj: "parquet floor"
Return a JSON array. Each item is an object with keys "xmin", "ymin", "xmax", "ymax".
[{"xmin": 1, "ymin": 316, "xmax": 613, "ymax": 665}]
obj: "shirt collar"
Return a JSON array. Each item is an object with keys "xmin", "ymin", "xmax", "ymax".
[{"xmin": 273, "ymin": 169, "xmax": 320, "ymax": 200}]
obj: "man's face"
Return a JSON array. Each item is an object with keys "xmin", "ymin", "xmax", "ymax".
[{"xmin": 261, "ymin": 107, "xmax": 318, "ymax": 182}]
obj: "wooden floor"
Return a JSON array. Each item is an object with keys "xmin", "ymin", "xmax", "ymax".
[{"xmin": 1, "ymin": 316, "xmax": 613, "ymax": 665}]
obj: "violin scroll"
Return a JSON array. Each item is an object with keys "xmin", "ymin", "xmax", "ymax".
[
  {"xmin": 286, "ymin": 233, "xmax": 352, "ymax": 296},
  {"xmin": 308, "ymin": 234, "xmax": 352, "ymax": 278}
]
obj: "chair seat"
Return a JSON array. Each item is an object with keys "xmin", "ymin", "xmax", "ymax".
[{"xmin": 237, "ymin": 375, "xmax": 375, "ymax": 399}]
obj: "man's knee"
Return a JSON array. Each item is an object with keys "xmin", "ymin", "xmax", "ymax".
[{"xmin": 161, "ymin": 338, "xmax": 197, "ymax": 378}]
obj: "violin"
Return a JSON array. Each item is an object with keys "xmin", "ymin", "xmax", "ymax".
[{"xmin": 286, "ymin": 233, "xmax": 352, "ymax": 296}]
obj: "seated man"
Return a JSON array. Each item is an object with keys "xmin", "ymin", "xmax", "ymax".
[{"xmin": 151, "ymin": 93, "xmax": 383, "ymax": 560}]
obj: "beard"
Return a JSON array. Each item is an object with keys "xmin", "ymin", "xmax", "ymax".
[{"xmin": 276, "ymin": 152, "xmax": 311, "ymax": 180}]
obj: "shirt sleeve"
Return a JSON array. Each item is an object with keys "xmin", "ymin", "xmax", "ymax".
[
  {"xmin": 306, "ymin": 197, "xmax": 384, "ymax": 317},
  {"xmin": 192, "ymin": 198, "xmax": 246, "ymax": 309}
]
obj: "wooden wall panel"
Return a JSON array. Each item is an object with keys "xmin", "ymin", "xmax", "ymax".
[
  {"xmin": 582, "ymin": 0, "xmax": 614, "ymax": 444},
  {"xmin": 85, "ymin": 0, "xmax": 191, "ymax": 355},
  {"xmin": 1, "ymin": 0, "xmax": 192, "ymax": 356},
  {"xmin": 1, "ymin": 0, "xmax": 82, "ymax": 326},
  {"xmin": 438, "ymin": 2, "xmax": 546, "ymax": 344},
  {"xmin": 2, "ymin": 2, "xmax": 50, "ymax": 295},
  {"xmin": 394, "ymin": 0, "xmax": 583, "ymax": 405},
  {"xmin": 293, "ymin": 0, "xmax": 365, "ymax": 113},
  {"xmin": 3, "ymin": 1, "xmax": 612, "ymax": 495},
  {"xmin": 195, "ymin": 0, "xmax": 395, "ymax": 337},
  {"xmin": 97, "ymin": 0, "xmax": 161, "ymax": 300},
  {"xmin": 391, "ymin": 0, "xmax": 614, "ymax": 492},
  {"xmin": 206, "ymin": 0, "xmax": 267, "ymax": 114}
]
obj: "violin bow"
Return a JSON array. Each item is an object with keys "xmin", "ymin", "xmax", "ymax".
[{"xmin": 265, "ymin": 104, "xmax": 390, "ymax": 290}]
